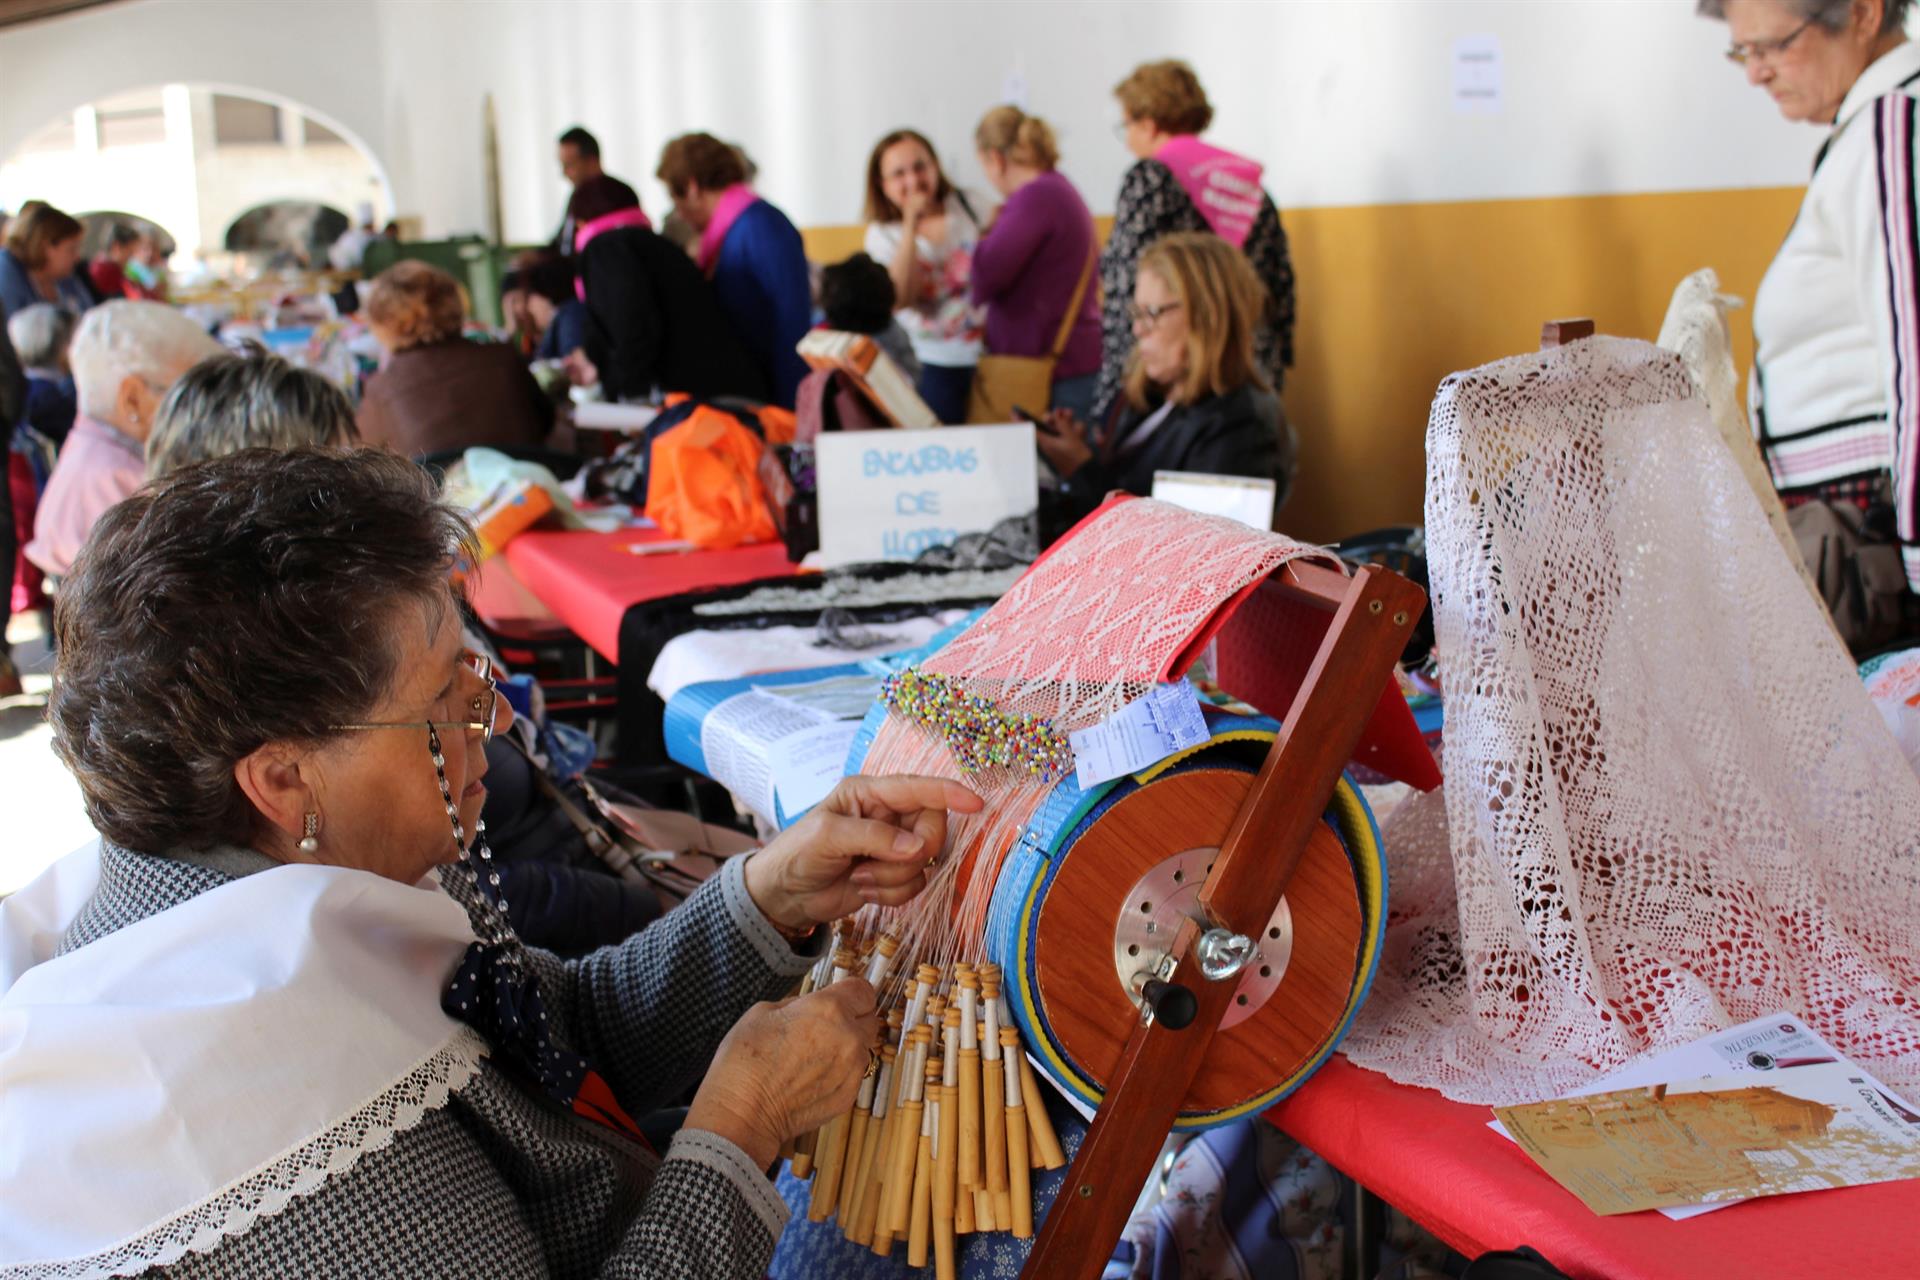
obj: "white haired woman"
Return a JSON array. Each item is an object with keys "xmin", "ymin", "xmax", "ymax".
[
  {"xmin": 21, "ymin": 299, "xmax": 220, "ymax": 578},
  {"xmin": 0, "ymin": 447, "xmax": 981, "ymax": 1276},
  {"xmin": 1702, "ymin": 0, "xmax": 1920, "ymax": 649}
]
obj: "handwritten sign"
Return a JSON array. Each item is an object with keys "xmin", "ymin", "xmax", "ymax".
[{"xmin": 815, "ymin": 424, "xmax": 1037, "ymax": 568}]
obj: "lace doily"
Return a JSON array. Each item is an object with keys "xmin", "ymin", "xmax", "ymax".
[{"xmin": 1342, "ymin": 336, "xmax": 1920, "ymax": 1104}]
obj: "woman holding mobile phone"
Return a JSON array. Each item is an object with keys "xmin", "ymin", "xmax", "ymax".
[{"xmin": 1038, "ymin": 233, "xmax": 1295, "ymax": 525}]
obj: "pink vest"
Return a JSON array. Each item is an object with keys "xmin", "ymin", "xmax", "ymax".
[{"xmin": 1154, "ymin": 136, "xmax": 1265, "ymax": 249}]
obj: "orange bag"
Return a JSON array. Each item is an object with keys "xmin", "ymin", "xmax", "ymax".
[{"xmin": 642, "ymin": 407, "xmax": 778, "ymax": 549}]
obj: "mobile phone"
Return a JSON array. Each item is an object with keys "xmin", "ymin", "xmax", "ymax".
[{"xmin": 1012, "ymin": 404, "xmax": 1059, "ymax": 433}]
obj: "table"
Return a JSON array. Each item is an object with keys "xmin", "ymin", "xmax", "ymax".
[
  {"xmin": 464, "ymin": 553, "xmax": 573, "ymax": 647},
  {"xmin": 1265, "ymin": 1056, "xmax": 1920, "ymax": 1278},
  {"xmin": 501, "ymin": 528, "xmax": 804, "ymax": 664}
]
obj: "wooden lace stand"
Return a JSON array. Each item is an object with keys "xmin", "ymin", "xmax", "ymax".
[{"xmin": 1020, "ymin": 556, "xmax": 1427, "ymax": 1279}]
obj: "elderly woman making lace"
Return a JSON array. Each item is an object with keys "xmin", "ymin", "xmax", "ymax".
[{"xmin": 0, "ymin": 448, "xmax": 980, "ymax": 1278}]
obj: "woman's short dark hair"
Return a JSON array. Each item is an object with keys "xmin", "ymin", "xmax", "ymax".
[
  {"xmin": 504, "ymin": 251, "xmax": 578, "ymax": 306},
  {"xmin": 1113, "ymin": 61, "xmax": 1214, "ymax": 136},
  {"xmin": 820, "ymin": 253, "xmax": 896, "ymax": 334},
  {"xmin": 4, "ymin": 201, "xmax": 83, "ymax": 270},
  {"xmin": 864, "ymin": 129, "xmax": 953, "ymax": 225},
  {"xmin": 51, "ymin": 448, "xmax": 477, "ymax": 854},
  {"xmin": 656, "ymin": 132, "xmax": 748, "ymax": 197}
]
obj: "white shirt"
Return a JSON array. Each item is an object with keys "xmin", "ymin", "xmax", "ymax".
[
  {"xmin": 1750, "ymin": 40, "xmax": 1920, "ymax": 589},
  {"xmin": 864, "ymin": 191, "xmax": 987, "ymax": 368}
]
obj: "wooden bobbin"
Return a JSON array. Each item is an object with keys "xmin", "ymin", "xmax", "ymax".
[
  {"xmin": 1019, "ymin": 1052, "xmax": 1067, "ymax": 1170},
  {"xmin": 844, "ymin": 1038, "xmax": 898, "ymax": 1245},
  {"xmin": 817, "ymin": 1048, "xmax": 878, "ymax": 1224},
  {"xmin": 981, "ymin": 970, "xmax": 1010, "ymax": 1212},
  {"xmin": 885, "ymin": 1028, "xmax": 931, "ymax": 1236},
  {"xmin": 935, "ymin": 1006, "xmax": 962, "ymax": 1231},
  {"xmin": 956, "ymin": 966, "xmax": 983, "ymax": 1193},
  {"xmin": 1001, "ymin": 1026, "xmax": 1034, "ymax": 1239},
  {"xmin": 908, "ymin": 1057, "xmax": 940, "ymax": 1268}
]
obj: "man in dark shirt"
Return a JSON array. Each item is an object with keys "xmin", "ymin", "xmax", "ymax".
[{"xmin": 555, "ymin": 126, "xmax": 640, "ymax": 254}]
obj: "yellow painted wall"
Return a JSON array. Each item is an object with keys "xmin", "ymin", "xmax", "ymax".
[{"xmin": 802, "ymin": 184, "xmax": 1807, "ymax": 544}]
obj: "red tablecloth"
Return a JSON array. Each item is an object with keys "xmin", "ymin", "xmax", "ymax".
[
  {"xmin": 501, "ymin": 528, "xmax": 803, "ymax": 664},
  {"xmin": 1266, "ymin": 1056, "xmax": 1919, "ymax": 1278},
  {"xmin": 464, "ymin": 554, "xmax": 573, "ymax": 645}
]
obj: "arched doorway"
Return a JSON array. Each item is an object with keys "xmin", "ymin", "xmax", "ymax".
[
  {"xmin": 224, "ymin": 200, "xmax": 349, "ymax": 269},
  {"xmin": 0, "ymin": 85, "xmax": 389, "ymax": 275},
  {"xmin": 76, "ymin": 211, "xmax": 175, "ymax": 260}
]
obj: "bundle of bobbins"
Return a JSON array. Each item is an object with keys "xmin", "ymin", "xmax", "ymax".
[
  {"xmin": 783, "ymin": 929, "xmax": 1067, "ymax": 1278},
  {"xmin": 781, "ymin": 704, "xmax": 1387, "ymax": 1274},
  {"xmin": 769, "ymin": 495, "xmax": 1425, "ymax": 1275}
]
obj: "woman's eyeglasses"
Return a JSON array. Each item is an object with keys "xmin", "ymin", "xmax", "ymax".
[
  {"xmin": 1128, "ymin": 300, "xmax": 1183, "ymax": 329},
  {"xmin": 330, "ymin": 649, "xmax": 498, "ymax": 745},
  {"xmin": 1725, "ymin": 14, "xmax": 1816, "ymax": 66}
]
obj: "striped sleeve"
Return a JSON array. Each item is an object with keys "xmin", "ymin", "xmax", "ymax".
[{"xmin": 1873, "ymin": 91, "xmax": 1920, "ymax": 590}]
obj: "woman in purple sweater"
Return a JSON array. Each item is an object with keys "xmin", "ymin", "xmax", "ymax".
[{"xmin": 969, "ymin": 107, "xmax": 1102, "ymax": 422}]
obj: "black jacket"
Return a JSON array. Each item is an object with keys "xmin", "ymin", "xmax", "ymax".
[
  {"xmin": 580, "ymin": 226, "xmax": 771, "ymax": 403},
  {"xmin": 1059, "ymin": 382, "xmax": 1296, "ymax": 524}
]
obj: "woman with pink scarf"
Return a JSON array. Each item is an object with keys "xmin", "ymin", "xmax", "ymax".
[
  {"xmin": 656, "ymin": 133, "xmax": 813, "ymax": 408},
  {"xmin": 1092, "ymin": 60, "xmax": 1297, "ymax": 431}
]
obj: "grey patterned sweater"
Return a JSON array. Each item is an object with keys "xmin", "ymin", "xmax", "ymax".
[{"xmin": 52, "ymin": 842, "xmax": 818, "ymax": 1279}]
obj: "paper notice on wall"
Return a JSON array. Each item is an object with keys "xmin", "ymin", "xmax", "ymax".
[{"xmin": 1452, "ymin": 35, "xmax": 1502, "ymax": 114}]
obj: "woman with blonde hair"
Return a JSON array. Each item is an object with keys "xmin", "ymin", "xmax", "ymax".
[
  {"xmin": 969, "ymin": 105, "xmax": 1102, "ymax": 422},
  {"xmin": 862, "ymin": 128, "xmax": 988, "ymax": 422},
  {"xmin": 1093, "ymin": 60, "xmax": 1296, "ymax": 431},
  {"xmin": 1039, "ymin": 231, "xmax": 1295, "ymax": 525},
  {"xmin": 357, "ymin": 260, "xmax": 553, "ymax": 458}
]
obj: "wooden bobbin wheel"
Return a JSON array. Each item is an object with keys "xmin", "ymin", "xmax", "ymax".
[{"xmin": 1030, "ymin": 766, "xmax": 1363, "ymax": 1117}]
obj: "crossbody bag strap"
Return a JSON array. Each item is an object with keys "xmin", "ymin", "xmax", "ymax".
[{"xmin": 1049, "ymin": 246, "xmax": 1096, "ymax": 362}]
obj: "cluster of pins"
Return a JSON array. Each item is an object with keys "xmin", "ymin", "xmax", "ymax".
[{"xmin": 783, "ymin": 930, "xmax": 1069, "ymax": 1276}]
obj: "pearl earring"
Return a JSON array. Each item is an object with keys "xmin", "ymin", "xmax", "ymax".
[{"xmin": 299, "ymin": 812, "xmax": 319, "ymax": 854}]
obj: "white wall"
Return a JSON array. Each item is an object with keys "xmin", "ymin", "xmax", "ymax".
[{"xmin": 0, "ymin": 0, "xmax": 1819, "ymax": 242}]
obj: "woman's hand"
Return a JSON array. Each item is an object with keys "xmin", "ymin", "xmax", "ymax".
[
  {"xmin": 901, "ymin": 188, "xmax": 932, "ymax": 229},
  {"xmin": 1036, "ymin": 408, "xmax": 1094, "ymax": 478},
  {"xmin": 743, "ymin": 774, "xmax": 984, "ymax": 934},
  {"xmin": 686, "ymin": 978, "xmax": 880, "ymax": 1168}
]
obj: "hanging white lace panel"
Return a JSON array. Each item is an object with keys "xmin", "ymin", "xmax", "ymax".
[
  {"xmin": 1341, "ymin": 336, "xmax": 1920, "ymax": 1105},
  {"xmin": 1655, "ymin": 266, "xmax": 1821, "ymax": 606}
]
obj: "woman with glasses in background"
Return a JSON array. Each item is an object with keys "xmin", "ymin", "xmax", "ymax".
[
  {"xmin": 1039, "ymin": 232, "xmax": 1295, "ymax": 526},
  {"xmin": 0, "ymin": 447, "xmax": 980, "ymax": 1278},
  {"xmin": 1702, "ymin": 0, "xmax": 1920, "ymax": 649}
]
